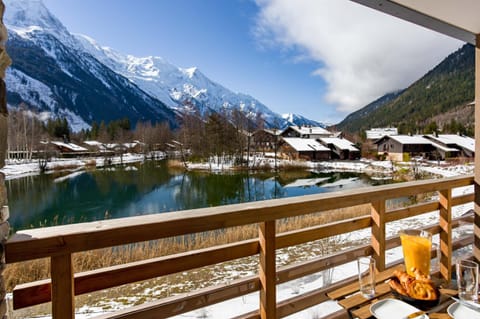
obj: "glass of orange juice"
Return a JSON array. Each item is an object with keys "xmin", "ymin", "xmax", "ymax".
[{"xmin": 400, "ymin": 229, "xmax": 432, "ymax": 276}]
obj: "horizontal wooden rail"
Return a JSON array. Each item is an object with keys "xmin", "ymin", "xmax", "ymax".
[
  {"xmin": 12, "ymin": 240, "xmax": 260, "ymax": 309},
  {"xmin": 277, "ymin": 215, "xmax": 371, "ymax": 249},
  {"xmin": 5, "ymin": 174, "xmax": 475, "ymax": 319}
]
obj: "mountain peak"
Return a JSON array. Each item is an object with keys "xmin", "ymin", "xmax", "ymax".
[{"xmin": 4, "ymin": 0, "xmax": 70, "ymax": 41}]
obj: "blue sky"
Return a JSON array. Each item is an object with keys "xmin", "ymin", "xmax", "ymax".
[{"xmin": 42, "ymin": 0, "xmax": 462, "ymax": 124}]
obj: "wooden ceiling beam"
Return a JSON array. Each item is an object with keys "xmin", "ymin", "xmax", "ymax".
[{"xmin": 350, "ymin": 0, "xmax": 476, "ymax": 44}]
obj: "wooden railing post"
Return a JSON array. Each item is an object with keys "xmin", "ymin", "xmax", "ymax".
[
  {"xmin": 474, "ymin": 34, "xmax": 480, "ymax": 264},
  {"xmin": 371, "ymin": 200, "xmax": 386, "ymax": 271},
  {"xmin": 51, "ymin": 254, "xmax": 75, "ymax": 319},
  {"xmin": 439, "ymin": 189, "xmax": 452, "ymax": 282},
  {"xmin": 259, "ymin": 221, "xmax": 276, "ymax": 319}
]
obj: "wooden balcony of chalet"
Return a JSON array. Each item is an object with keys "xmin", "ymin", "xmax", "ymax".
[
  {"xmin": 3, "ymin": 1, "xmax": 480, "ymax": 319},
  {"xmin": 4, "ymin": 174, "xmax": 477, "ymax": 318}
]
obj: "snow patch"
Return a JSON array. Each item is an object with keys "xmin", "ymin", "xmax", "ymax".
[{"xmin": 7, "ymin": 68, "xmax": 57, "ymax": 111}]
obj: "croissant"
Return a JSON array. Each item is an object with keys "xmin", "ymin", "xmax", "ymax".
[
  {"xmin": 412, "ymin": 268, "xmax": 434, "ymax": 284},
  {"xmin": 394, "ymin": 270, "xmax": 415, "ymax": 286},
  {"xmin": 388, "ymin": 277, "xmax": 408, "ymax": 295},
  {"xmin": 389, "ymin": 269, "xmax": 438, "ymax": 300},
  {"xmin": 405, "ymin": 280, "xmax": 438, "ymax": 300}
]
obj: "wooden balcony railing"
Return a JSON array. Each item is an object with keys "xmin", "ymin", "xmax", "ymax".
[{"xmin": 4, "ymin": 174, "xmax": 476, "ymax": 319}]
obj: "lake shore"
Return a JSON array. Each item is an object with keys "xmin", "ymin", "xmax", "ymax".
[{"xmin": 0, "ymin": 153, "xmax": 474, "ymax": 180}]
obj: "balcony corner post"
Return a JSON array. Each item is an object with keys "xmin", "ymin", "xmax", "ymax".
[
  {"xmin": 371, "ymin": 201, "xmax": 386, "ymax": 271},
  {"xmin": 259, "ymin": 221, "xmax": 276, "ymax": 319},
  {"xmin": 474, "ymin": 34, "xmax": 480, "ymax": 264},
  {"xmin": 439, "ymin": 189, "xmax": 452, "ymax": 282}
]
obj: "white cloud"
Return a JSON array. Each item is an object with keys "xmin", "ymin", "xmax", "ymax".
[{"xmin": 254, "ymin": 0, "xmax": 463, "ymax": 114}]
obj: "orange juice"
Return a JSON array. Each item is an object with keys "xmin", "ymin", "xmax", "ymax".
[{"xmin": 400, "ymin": 230, "xmax": 432, "ymax": 276}]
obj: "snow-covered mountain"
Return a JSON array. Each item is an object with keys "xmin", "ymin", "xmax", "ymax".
[
  {"xmin": 5, "ymin": 0, "xmax": 177, "ymax": 131},
  {"xmin": 74, "ymin": 34, "xmax": 310, "ymax": 128},
  {"xmin": 4, "ymin": 0, "xmax": 324, "ymax": 131}
]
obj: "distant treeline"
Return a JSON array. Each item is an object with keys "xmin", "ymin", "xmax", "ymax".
[{"xmin": 7, "ymin": 106, "xmax": 268, "ymax": 165}]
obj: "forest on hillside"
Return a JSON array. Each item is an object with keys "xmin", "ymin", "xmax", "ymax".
[{"xmin": 336, "ymin": 44, "xmax": 475, "ymax": 137}]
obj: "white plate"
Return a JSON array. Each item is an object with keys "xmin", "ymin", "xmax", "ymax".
[
  {"xmin": 370, "ymin": 298, "xmax": 429, "ymax": 319},
  {"xmin": 448, "ymin": 302, "xmax": 480, "ymax": 319}
]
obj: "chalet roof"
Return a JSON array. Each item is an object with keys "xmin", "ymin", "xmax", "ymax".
[
  {"xmin": 425, "ymin": 134, "xmax": 475, "ymax": 153},
  {"xmin": 84, "ymin": 140, "xmax": 102, "ymax": 146},
  {"xmin": 263, "ymin": 128, "xmax": 282, "ymax": 136},
  {"xmin": 319, "ymin": 137, "xmax": 359, "ymax": 152},
  {"xmin": 427, "ymin": 141, "xmax": 459, "ymax": 153},
  {"xmin": 288, "ymin": 125, "xmax": 331, "ymax": 136},
  {"xmin": 50, "ymin": 141, "xmax": 88, "ymax": 152},
  {"xmin": 365, "ymin": 127, "xmax": 398, "ymax": 140},
  {"xmin": 375, "ymin": 135, "xmax": 431, "ymax": 145},
  {"xmin": 83, "ymin": 140, "xmax": 105, "ymax": 150},
  {"xmin": 282, "ymin": 138, "xmax": 330, "ymax": 152}
]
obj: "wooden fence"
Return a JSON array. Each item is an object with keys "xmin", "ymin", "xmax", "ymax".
[{"xmin": 4, "ymin": 174, "xmax": 475, "ymax": 318}]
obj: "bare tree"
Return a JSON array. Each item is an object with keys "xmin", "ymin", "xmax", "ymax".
[{"xmin": 7, "ymin": 105, "xmax": 45, "ymax": 161}]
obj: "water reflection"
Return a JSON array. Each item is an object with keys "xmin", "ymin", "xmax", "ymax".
[{"xmin": 6, "ymin": 160, "xmax": 390, "ymax": 231}]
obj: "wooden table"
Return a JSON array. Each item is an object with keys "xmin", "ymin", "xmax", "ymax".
[{"xmin": 326, "ymin": 264, "xmax": 455, "ymax": 319}]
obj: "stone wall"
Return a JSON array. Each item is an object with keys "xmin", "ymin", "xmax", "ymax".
[{"xmin": 0, "ymin": 0, "xmax": 11, "ymax": 318}]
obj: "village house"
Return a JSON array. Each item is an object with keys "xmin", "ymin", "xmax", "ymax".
[
  {"xmin": 84, "ymin": 140, "xmax": 144, "ymax": 155},
  {"xmin": 281, "ymin": 125, "xmax": 332, "ymax": 139},
  {"xmin": 318, "ymin": 137, "xmax": 360, "ymax": 160},
  {"xmin": 280, "ymin": 138, "xmax": 331, "ymax": 161},
  {"xmin": 374, "ymin": 135, "xmax": 435, "ymax": 161},
  {"xmin": 49, "ymin": 141, "xmax": 89, "ymax": 157},
  {"xmin": 375, "ymin": 134, "xmax": 476, "ymax": 161},
  {"xmin": 252, "ymin": 129, "xmax": 282, "ymax": 153},
  {"xmin": 424, "ymin": 134, "xmax": 475, "ymax": 158}
]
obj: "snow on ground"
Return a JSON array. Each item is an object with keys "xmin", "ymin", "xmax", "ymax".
[
  {"xmin": 2, "ymin": 157, "xmax": 475, "ymax": 318},
  {"xmin": 0, "ymin": 153, "xmax": 146, "ymax": 180}
]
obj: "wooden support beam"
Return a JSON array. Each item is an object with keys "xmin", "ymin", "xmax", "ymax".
[
  {"xmin": 51, "ymin": 254, "xmax": 74, "ymax": 319},
  {"xmin": 439, "ymin": 189, "xmax": 452, "ymax": 282},
  {"xmin": 371, "ymin": 200, "xmax": 386, "ymax": 271},
  {"xmin": 259, "ymin": 221, "xmax": 276, "ymax": 319},
  {"xmin": 475, "ymin": 34, "xmax": 480, "ymax": 264}
]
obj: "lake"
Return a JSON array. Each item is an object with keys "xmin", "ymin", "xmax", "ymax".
[{"xmin": 5, "ymin": 160, "xmax": 392, "ymax": 231}]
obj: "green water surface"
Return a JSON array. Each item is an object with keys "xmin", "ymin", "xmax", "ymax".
[{"xmin": 5, "ymin": 160, "xmax": 391, "ymax": 231}]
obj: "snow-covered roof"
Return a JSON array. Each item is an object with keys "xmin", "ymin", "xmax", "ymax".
[
  {"xmin": 123, "ymin": 142, "xmax": 138, "ymax": 149},
  {"xmin": 365, "ymin": 127, "xmax": 398, "ymax": 140},
  {"xmin": 84, "ymin": 140, "xmax": 102, "ymax": 146},
  {"xmin": 320, "ymin": 137, "xmax": 359, "ymax": 151},
  {"xmin": 282, "ymin": 138, "xmax": 330, "ymax": 152},
  {"xmin": 428, "ymin": 141, "xmax": 459, "ymax": 153},
  {"xmin": 289, "ymin": 126, "xmax": 331, "ymax": 136},
  {"xmin": 387, "ymin": 135, "xmax": 432, "ymax": 145},
  {"xmin": 50, "ymin": 141, "xmax": 88, "ymax": 152},
  {"xmin": 426, "ymin": 134, "xmax": 475, "ymax": 153},
  {"xmin": 263, "ymin": 128, "xmax": 282, "ymax": 136}
]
